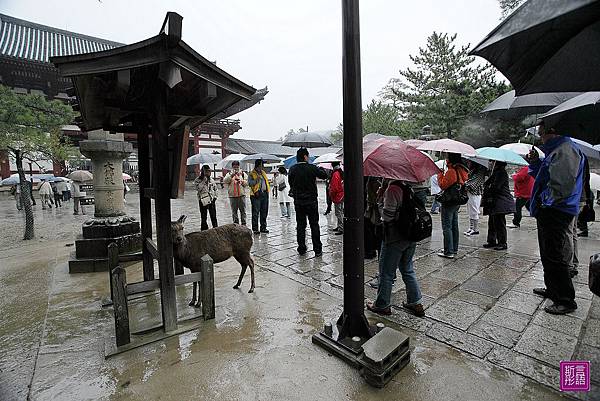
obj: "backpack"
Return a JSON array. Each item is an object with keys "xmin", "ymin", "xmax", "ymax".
[{"xmin": 394, "ymin": 183, "xmax": 433, "ymax": 242}]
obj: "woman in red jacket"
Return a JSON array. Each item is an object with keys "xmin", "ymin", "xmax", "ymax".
[
  {"xmin": 437, "ymin": 153, "xmax": 469, "ymax": 258},
  {"xmin": 329, "ymin": 162, "xmax": 344, "ymax": 234},
  {"xmin": 508, "ymin": 165, "xmax": 534, "ymax": 228}
]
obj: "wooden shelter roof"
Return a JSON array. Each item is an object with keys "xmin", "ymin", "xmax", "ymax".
[{"xmin": 50, "ymin": 13, "xmax": 257, "ymax": 133}]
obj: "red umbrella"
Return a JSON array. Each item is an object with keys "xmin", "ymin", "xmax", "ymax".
[{"xmin": 363, "ymin": 139, "xmax": 440, "ymax": 182}]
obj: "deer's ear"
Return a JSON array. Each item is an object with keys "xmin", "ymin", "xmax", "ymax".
[{"xmin": 178, "ymin": 215, "xmax": 187, "ymax": 224}]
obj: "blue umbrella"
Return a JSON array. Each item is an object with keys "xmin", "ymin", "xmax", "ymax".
[
  {"xmin": 0, "ymin": 174, "xmax": 41, "ymax": 186},
  {"xmin": 283, "ymin": 155, "xmax": 316, "ymax": 169},
  {"xmin": 476, "ymin": 147, "xmax": 528, "ymax": 166}
]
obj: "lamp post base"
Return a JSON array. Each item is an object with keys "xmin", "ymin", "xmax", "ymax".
[{"xmin": 312, "ymin": 322, "xmax": 410, "ymax": 388}]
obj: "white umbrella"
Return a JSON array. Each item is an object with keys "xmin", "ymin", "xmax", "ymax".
[
  {"xmin": 500, "ymin": 143, "xmax": 544, "ymax": 158},
  {"xmin": 417, "ymin": 138, "xmax": 476, "ymax": 156},
  {"xmin": 572, "ymin": 138, "xmax": 600, "ymax": 160},
  {"xmin": 186, "ymin": 152, "xmax": 222, "ymax": 166},
  {"xmin": 1, "ymin": 174, "xmax": 41, "ymax": 186},
  {"xmin": 68, "ymin": 170, "xmax": 93, "ymax": 182},
  {"xmin": 282, "ymin": 131, "xmax": 333, "ymax": 148},
  {"xmin": 590, "ymin": 173, "xmax": 600, "ymax": 192},
  {"xmin": 313, "ymin": 153, "xmax": 341, "ymax": 164},
  {"xmin": 216, "ymin": 154, "xmax": 246, "ymax": 170}
]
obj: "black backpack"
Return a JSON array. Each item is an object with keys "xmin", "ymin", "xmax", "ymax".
[{"xmin": 394, "ymin": 183, "xmax": 433, "ymax": 242}]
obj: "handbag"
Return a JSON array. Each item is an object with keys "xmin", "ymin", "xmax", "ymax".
[
  {"xmin": 580, "ymin": 204, "xmax": 595, "ymax": 223},
  {"xmin": 278, "ymin": 181, "xmax": 286, "ymax": 191},
  {"xmin": 394, "ymin": 184, "xmax": 433, "ymax": 242},
  {"xmin": 199, "ymin": 192, "xmax": 212, "ymax": 206},
  {"xmin": 436, "ymin": 183, "xmax": 468, "ymax": 206}
]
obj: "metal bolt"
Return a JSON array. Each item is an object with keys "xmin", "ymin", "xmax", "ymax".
[
  {"xmin": 324, "ymin": 322, "xmax": 333, "ymax": 337},
  {"xmin": 376, "ymin": 322, "xmax": 385, "ymax": 332}
]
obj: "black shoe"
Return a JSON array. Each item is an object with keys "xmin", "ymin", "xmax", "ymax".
[
  {"xmin": 253, "ymin": 230, "xmax": 260, "ymax": 235},
  {"xmin": 544, "ymin": 303, "xmax": 577, "ymax": 315},
  {"xmin": 533, "ymin": 287, "xmax": 547, "ymax": 298},
  {"xmin": 297, "ymin": 247, "xmax": 307, "ymax": 255},
  {"xmin": 569, "ymin": 268, "xmax": 579, "ymax": 278},
  {"xmin": 482, "ymin": 243, "xmax": 497, "ymax": 249},
  {"xmin": 314, "ymin": 250, "xmax": 323, "ymax": 257},
  {"xmin": 494, "ymin": 244, "xmax": 508, "ymax": 250},
  {"xmin": 260, "ymin": 229, "xmax": 269, "ymax": 234}
]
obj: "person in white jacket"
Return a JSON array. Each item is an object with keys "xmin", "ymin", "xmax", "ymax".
[
  {"xmin": 38, "ymin": 179, "xmax": 54, "ymax": 210},
  {"xmin": 275, "ymin": 166, "xmax": 292, "ymax": 218}
]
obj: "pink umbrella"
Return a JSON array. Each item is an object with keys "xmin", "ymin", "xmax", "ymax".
[
  {"xmin": 417, "ymin": 138, "xmax": 476, "ymax": 156},
  {"xmin": 405, "ymin": 139, "xmax": 425, "ymax": 148},
  {"xmin": 363, "ymin": 139, "xmax": 440, "ymax": 182}
]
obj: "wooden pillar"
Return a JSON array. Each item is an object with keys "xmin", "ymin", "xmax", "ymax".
[
  {"xmin": 152, "ymin": 82, "xmax": 178, "ymax": 332},
  {"xmin": 138, "ymin": 130, "xmax": 155, "ymax": 281},
  {"xmin": 200, "ymin": 255, "xmax": 215, "ymax": 320},
  {"xmin": 111, "ymin": 265, "xmax": 130, "ymax": 347}
]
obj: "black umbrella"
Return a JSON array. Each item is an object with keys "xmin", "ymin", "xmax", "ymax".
[
  {"xmin": 540, "ymin": 92, "xmax": 600, "ymax": 144},
  {"xmin": 471, "ymin": 0, "xmax": 600, "ymax": 95},
  {"xmin": 481, "ymin": 90, "xmax": 581, "ymax": 119}
]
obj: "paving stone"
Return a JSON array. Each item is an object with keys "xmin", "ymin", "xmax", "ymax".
[
  {"xmin": 461, "ymin": 276, "xmax": 511, "ymax": 298},
  {"xmin": 575, "ymin": 344, "xmax": 600, "ymax": 384},
  {"xmin": 446, "ymin": 289, "xmax": 495, "ymax": 311},
  {"xmin": 480, "ymin": 306, "xmax": 532, "ymax": 332},
  {"xmin": 582, "ymin": 318, "xmax": 600, "ymax": 348},
  {"xmin": 574, "ymin": 282, "xmax": 594, "ymax": 300},
  {"xmin": 511, "ymin": 276, "xmax": 546, "ymax": 295},
  {"xmin": 514, "ymin": 324, "xmax": 578, "ymax": 366},
  {"xmin": 589, "ymin": 297, "xmax": 600, "ymax": 320},
  {"xmin": 426, "ymin": 322, "xmax": 494, "ymax": 358},
  {"xmin": 531, "ymin": 310, "xmax": 584, "ymax": 337},
  {"xmin": 364, "ymin": 261, "xmax": 379, "ymax": 278},
  {"xmin": 304, "ymin": 269, "xmax": 333, "ymax": 282},
  {"xmin": 276, "ymin": 257, "xmax": 297, "ymax": 268},
  {"xmin": 468, "ymin": 320, "xmax": 522, "ymax": 348},
  {"xmin": 466, "ymin": 249, "xmax": 502, "ymax": 263},
  {"xmin": 496, "ymin": 290, "xmax": 543, "ymax": 316},
  {"xmin": 571, "ymin": 297, "xmax": 593, "ymax": 320},
  {"xmin": 383, "ymin": 308, "xmax": 432, "ymax": 333},
  {"xmin": 319, "ymin": 262, "xmax": 343, "ymax": 275},
  {"xmin": 477, "ymin": 265, "xmax": 524, "ymax": 282},
  {"xmin": 265, "ymin": 248, "xmax": 301, "ymax": 262},
  {"xmin": 417, "ymin": 275, "xmax": 458, "ymax": 298},
  {"xmin": 327, "ymin": 275, "xmax": 343, "ymax": 289},
  {"xmin": 485, "ymin": 347, "xmax": 560, "ymax": 390},
  {"xmin": 449, "ymin": 256, "xmax": 493, "ymax": 271},
  {"xmin": 430, "ymin": 265, "xmax": 479, "ymax": 283},
  {"xmin": 426, "ymin": 298, "xmax": 486, "ymax": 330},
  {"xmin": 491, "ymin": 256, "xmax": 537, "ymax": 271}
]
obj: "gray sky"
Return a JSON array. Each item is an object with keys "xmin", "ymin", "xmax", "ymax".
[{"xmin": 3, "ymin": 0, "xmax": 503, "ymax": 140}]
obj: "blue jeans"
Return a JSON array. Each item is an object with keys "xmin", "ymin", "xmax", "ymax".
[
  {"xmin": 250, "ymin": 192, "xmax": 269, "ymax": 231},
  {"xmin": 375, "ymin": 241, "xmax": 421, "ymax": 308},
  {"xmin": 441, "ymin": 204, "xmax": 460, "ymax": 254}
]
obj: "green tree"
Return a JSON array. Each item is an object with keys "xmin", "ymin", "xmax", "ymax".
[
  {"xmin": 0, "ymin": 85, "xmax": 75, "ymax": 239},
  {"xmin": 380, "ymin": 32, "xmax": 508, "ymax": 138},
  {"xmin": 499, "ymin": 0, "xmax": 525, "ymax": 17}
]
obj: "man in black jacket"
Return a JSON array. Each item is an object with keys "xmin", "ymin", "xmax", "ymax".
[{"xmin": 289, "ymin": 148, "xmax": 328, "ymax": 256}]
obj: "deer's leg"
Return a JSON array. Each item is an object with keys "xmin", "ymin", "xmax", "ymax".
[
  {"xmin": 248, "ymin": 257, "xmax": 255, "ymax": 293},
  {"xmin": 233, "ymin": 265, "xmax": 247, "ymax": 289},
  {"xmin": 194, "ymin": 281, "xmax": 202, "ymax": 308},
  {"xmin": 189, "ymin": 281, "xmax": 197, "ymax": 306}
]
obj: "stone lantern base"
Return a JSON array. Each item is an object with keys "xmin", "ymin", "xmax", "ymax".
[
  {"xmin": 68, "ymin": 130, "xmax": 142, "ymax": 273},
  {"xmin": 68, "ymin": 216, "xmax": 142, "ymax": 273}
]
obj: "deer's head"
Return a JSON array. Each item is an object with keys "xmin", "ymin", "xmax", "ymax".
[{"xmin": 171, "ymin": 215, "xmax": 187, "ymax": 246}]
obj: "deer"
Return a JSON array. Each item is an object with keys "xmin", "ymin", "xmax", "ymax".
[{"xmin": 171, "ymin": 215, "xmax": 255, "ymax": 307}]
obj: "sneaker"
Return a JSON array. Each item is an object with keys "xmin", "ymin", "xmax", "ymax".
[
  {"xmin": 368, "ymin": 281, "xmax": 379, "ymax": 289},
  {"xmin": 463, "ymin": 229, "xmax": 473, "ymax": 236},
  {"xmin": 430, "ymin": 210, "xmax": 439, "ymax": 214},
  {"xmin": 437, "ymin": 252, "xmax": 454, "ymax": 259},
  {"xmin": 506, "ymin": 223, "xmax": 519, "ymax": 229},
  {"xmin": 366, "ymin": 301, "xmax": 392, "ymax": 316},
  {"xmin": 482, "ymin": 243, "xmax": 496, "ymax": 249},
  {"xmin": 470, "ymin": 231, "xmax": 479, "ymax": 235},
  {"xmin": 402, "ymin": 302, "xmax": 425, "ymax": 317},
  {"xmin": 280, "ymin": 216, "xmax": 287, "ymax": 219},
  {"xmin": 544, "ymin": 303, "xmax": 577, "ymax": 315}
]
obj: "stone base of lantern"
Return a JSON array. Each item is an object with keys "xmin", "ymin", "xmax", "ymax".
[{"xmin": 69, "ymin": 216, "xmax": 142, "ymax": 273}]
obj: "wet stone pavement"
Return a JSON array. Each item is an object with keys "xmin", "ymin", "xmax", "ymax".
[{"xmin": 0, "ymin": 183, "xmax": 599, "ymax": 400}]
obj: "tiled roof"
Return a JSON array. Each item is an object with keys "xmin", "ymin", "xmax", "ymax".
[
  {"xmin": 0, "ymin": 13, "xmax": 123, "ymax": 64},
  {"xmin": 226, "ymin": 138, "xmax": 340, "ymax": 157}
]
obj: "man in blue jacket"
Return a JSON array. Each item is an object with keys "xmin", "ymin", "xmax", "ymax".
[{"xmin": 527, "ymin": 121, "xmax": 584, "ymax": 315}]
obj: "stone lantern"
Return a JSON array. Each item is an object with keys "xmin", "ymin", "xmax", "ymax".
[{"xmin": 69, "ymin": 130, "xmax": 141, "ymax": 273}]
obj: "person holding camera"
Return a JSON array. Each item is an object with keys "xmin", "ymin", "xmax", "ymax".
[
  {"xmin": 195, "ymin": 165, "xmax": 219, "ymax": 230},
  {"xmin": 224, "ymin": 160, "xmax": 248, "ymax": 226}
]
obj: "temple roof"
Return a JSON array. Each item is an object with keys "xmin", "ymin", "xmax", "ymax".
[{"xmin": 0, "ymin": 13, "xmax": 123, "ymax": 64}]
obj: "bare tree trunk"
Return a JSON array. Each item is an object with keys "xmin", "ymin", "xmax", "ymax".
[{"xmin": 15, "ymin": 150, "xmax": 34, "ymax": 240}]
